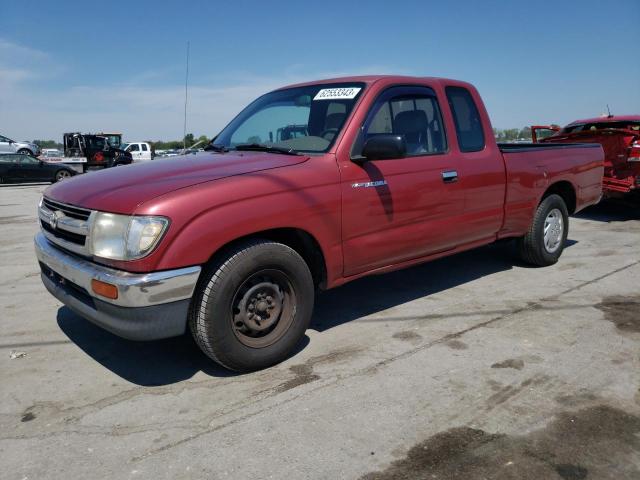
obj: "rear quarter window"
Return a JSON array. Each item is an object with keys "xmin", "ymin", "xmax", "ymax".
[{"xmin": 446, "ymin": 87, "xmax": 485, "ymax": 152}]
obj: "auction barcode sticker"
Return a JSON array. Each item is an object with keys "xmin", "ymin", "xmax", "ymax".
[{"xmin": 313, "ymin": 87, "xmax": 361, "ymax": 101}]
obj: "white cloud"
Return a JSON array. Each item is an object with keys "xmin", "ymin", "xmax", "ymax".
[
  {"xmin": 0, "ymin": 39, "xmax": 48, "ymax": 61},
  {"xmin": 0, "ymin": 49, "xmax": 407, "ymax": 141},
  {"xmin": 5, "ymin": 82, "xmax": 281, "ymax": 140},
  {"xmin": 0, "ymin": 38, "xmax": 52, "ymax": 84}
]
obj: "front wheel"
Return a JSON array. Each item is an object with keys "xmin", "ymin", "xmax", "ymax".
[
  {"xmin": 55, "ymin": 170, "xmax": 72, "ymax": 182},
  {"xmin": 189, "ymin": 239, "xmax": 314, "ymax": 372},
  {"xmin": 517, "ymin": 194, "xmax": 569, "ymax": 266},
  {"xmin": 17, "ymin": 149, "xmax": 33, "ymax": 156}
]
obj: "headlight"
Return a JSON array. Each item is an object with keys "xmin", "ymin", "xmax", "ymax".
[{"xmin": 91, "ymin": 212, "xmax": 169, "ymax": 260}]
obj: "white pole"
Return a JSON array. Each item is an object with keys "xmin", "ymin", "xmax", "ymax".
[{"xmin": 183, "ymin": 41, "xmax": 190, "ymax": 151}]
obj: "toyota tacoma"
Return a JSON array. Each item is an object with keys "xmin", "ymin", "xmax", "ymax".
[{"xmin": 35, "ymin": 76, "xmax": 604, "ymax": 371}]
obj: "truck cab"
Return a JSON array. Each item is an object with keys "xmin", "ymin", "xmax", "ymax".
[{"xmin": 122, "ymin": 142, "xmax": 154, "ymax": 162}]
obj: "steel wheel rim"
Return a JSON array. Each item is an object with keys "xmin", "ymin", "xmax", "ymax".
[
  {"xmin": 230, "ymin": 269, "xmax": 296, "ymax": 348},
  {"xmin": 543, "ymin": 208, "xmax": 563, "ymax": 253}
]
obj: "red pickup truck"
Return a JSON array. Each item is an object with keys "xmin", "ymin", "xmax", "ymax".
[
  {"xmin": 35, "ymin": 76, "xmax": 603, "ymax": 371},
  {"xmin": 532, "ymin": 116, "xmax": 640, "ymax": 198}
]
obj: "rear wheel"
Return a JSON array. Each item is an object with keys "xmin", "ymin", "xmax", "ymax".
[
  {"xmin": 55, "ymin": 170, "xmax": 72, "ymax": 182},
  {"xmin": 189, "ymin": 239, "xmax": 314, "ymax": 372},
  {"xmin": 517, "ymin": 194, "xmax": 569, "ymax": 266},
  {"xmin": 17, "ymin": 149, "xmax": 33, "ymax": 156}
]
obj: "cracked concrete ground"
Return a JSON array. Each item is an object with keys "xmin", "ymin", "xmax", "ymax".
[{"xmin": 1, "ymin": 184, "xmax": 639, "ymax": 479}]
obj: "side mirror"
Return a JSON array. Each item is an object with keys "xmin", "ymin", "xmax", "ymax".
[{"xmin": 361, "ymin": 135, "xmax": 406, "ymax": 161}]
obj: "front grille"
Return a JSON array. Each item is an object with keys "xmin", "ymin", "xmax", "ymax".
[
  {"xmin": 43, "ymin": 198, "xmax": 91, "ymax": 220},
  {"xmin": 41, "ymin": 220, "xmax": 86, "ymax": 245},
  {"xmin": 39, "ymin": 197, "xmax": 93, "ymax": 256}
]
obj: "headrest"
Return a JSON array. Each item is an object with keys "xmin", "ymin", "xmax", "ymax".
[
  {"xmin": 325, "ymin": 113, "xmax": 346, "ymax": 130},
  {"xmin": 394, "ymin": 110, "xmax": 428, "ymax": 134}
]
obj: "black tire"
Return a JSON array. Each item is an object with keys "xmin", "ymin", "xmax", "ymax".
[
  {"xmin": 189, "ymin": 239, "xmax": 314, "ymax": 372},
  {"xmin": 17, "ymin": 149, "xmax": 33, "ymax": 156},
  {"xmin": 517, "ymin": 194, "xmax": 569, "ymax": 266}
]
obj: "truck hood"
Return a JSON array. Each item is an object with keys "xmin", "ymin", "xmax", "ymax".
[{"xmin": 45, "ymin": 151, "xmax": 310, "ymax": 213}]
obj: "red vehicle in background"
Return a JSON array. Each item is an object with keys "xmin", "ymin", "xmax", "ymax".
[{"xmin": 532, "ymin": 116, "xmax": 640, "ymax": 198}]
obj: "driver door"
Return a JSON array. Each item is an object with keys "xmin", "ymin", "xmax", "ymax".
[
  {"xmin": 126, "ymin": 143, "xmax": 142, "ymax": 161},
  {"xmin": 17, "ymin": 155, "xmax": 47, "ymax": 181},
  {"xmin": 340, "ymin": 86, "xmax": 463, "ymax": 276}
]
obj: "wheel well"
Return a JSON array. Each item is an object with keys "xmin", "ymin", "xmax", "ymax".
[
  {"xmin": 543, "ymin": 181, "xmax": 576, "ymax": 214},
  {"xmin": 209, "ymin": 228, "xmax": 328, "ymax": 290}
]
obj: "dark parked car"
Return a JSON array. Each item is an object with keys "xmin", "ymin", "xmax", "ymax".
[{"xmin": 0, "ymin": 153, "xmax": 76, "ymax": 184}]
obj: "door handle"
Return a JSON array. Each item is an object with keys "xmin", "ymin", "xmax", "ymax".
[{"xmin": 441, "ymin": 170, "xmax": 458, "ymax": 183}]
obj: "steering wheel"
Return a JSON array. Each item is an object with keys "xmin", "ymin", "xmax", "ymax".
[{"xmin": 319, "ymin": 128, "xmax": 339, "ymax": 141}]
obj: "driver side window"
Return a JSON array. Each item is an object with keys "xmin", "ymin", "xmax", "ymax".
[
  {"xmin": 18, "ymin": 155, "xmax": 38, "ymax": 164},
  {"xmin": 353, "ymin": 88, "xmax": 448, "ymax": 158}
]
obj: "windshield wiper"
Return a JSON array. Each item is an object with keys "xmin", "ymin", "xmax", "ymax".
[
  {"xmin": 204, "ymin": 143, "xmax": 229, "ymax": 152},
  {"xmin": 234, "ymin": 143, "xmax": 300, "ymax": 155}
]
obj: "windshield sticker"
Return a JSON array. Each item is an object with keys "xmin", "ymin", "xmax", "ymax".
[{"xmin": 313, "ymin": 87, "xmax": 361, "ymax": 101}]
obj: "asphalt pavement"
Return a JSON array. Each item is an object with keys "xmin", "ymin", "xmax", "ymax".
[{"xmin": 1, "ymin": 183, "xmax": 639, "ymax": 479}]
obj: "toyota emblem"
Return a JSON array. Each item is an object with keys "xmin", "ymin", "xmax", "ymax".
[{"xmin": 49, "ymin": 210, "xmax": 63, "ymax": 229}]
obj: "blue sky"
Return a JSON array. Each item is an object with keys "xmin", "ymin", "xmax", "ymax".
[{"xmin": 2, "ymin": 0, "xmax": 639, "ymax": 141}]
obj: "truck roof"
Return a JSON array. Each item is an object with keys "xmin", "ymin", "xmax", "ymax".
[
  {"xmin": 275, "ymin": 75, "xmax": 475, "ymax": 91},
  {"xmin": 566, "ymin": 115, "xmax": 640, "ymax": 126}
]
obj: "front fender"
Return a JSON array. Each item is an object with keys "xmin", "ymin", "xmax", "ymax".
[{"xmin": 127, "ymin": 157, "xmax": 344, "ymax": 285}]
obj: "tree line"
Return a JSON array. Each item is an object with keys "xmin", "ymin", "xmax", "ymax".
[
  {"xmin": 151, "ymin": 134, "xmax": 211, "ymax": 150},
  {"xmin": 492, "ymin": 125, "xmax": 560, "ymax": 142},
  {"xmin": 32, "ymin": 134, "xmax": 212, "ymax": 151},
  {"xmin": 34, "ymin": 127, "xmax": 559, "ymax": 150}
]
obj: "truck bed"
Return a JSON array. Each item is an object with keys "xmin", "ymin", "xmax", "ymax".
[{"xmin": 498, "ymin": 142, "xmax": 604, "ymax": 238}]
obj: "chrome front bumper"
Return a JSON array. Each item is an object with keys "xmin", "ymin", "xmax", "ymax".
[{"xmin": 35, "ymin": 232, "xmax": 201, "ymax": 340}]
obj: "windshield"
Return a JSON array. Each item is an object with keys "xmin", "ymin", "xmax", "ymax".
[
  {"xmin": 213, "ymin": 82, "xmax": 365, "ymax": 153},
  {"xmin": 103, "ymin": 135, "xmax": 121, "ymax": 148},
  {"xmin": 87, "ymin": 137, "xmax": 107, "ymax": 150}
]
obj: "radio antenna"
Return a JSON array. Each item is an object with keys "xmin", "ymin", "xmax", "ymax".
[
  {"xmin": 183, "ymin": 41, "xmax": 190, "ymax": 151},
  {"xmin": 606, "ymin": 104, "xmax": 612, "ymax": 118}
]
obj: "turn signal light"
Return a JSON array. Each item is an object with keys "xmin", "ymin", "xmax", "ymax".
[{"xmin": 91, "ymin": 279, "xmax": 118, "ymax": 299}]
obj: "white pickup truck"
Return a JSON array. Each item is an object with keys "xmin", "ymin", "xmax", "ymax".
[{"xmin": 122, "ymin": 142, "xmax": 154, "ymax": 162}]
